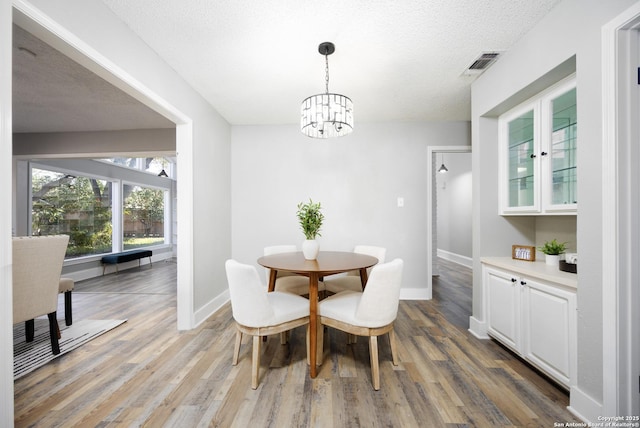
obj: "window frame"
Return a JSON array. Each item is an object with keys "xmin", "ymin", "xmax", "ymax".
[{"xmin": 121, "ymin": 180, "xmax": 169, "ymax": 251}]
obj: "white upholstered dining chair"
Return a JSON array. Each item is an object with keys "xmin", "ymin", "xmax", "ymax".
[
  {"xmin": 13, "ymin": 235, "xmax": 70, "ymax": 356},
  {"xmin": 263, "ymin": 245, "xmax": 325, "ymax": 296},
  {"xmin": 225, "ymin": 259, "xmax": 310, "ymax": 389},
  {"xmin": 324, "ymin": 245, "xmax": 386, "ymax": 294},
  {"xmin": 318, "ymin": 258, "xmax": 403, "ymax": 390}
]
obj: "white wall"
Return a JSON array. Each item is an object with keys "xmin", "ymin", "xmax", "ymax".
[
  {"xmin": 436, "ymin": 152, "xmax": 472, "ymax": 261},
  {"xmin": 535, "ymin": 216, "xmax": 577, "ymax": 260},
  {"xmin": 231, "ymin": 122, "xmax": 470, "ymax": 296},
  {"xmin": 470, "ymin": 0, "xmax": 638, "ymax": 421}
]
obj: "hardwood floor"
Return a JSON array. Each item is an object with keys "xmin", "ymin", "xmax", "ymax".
[{"xmin": 14, "ymin": 258, "xmax": 581, "ymax": 427}]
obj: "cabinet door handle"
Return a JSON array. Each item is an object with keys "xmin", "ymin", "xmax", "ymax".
[
  {"xmin": 511, "ymin": 278, "xmax": 517, "ymax": 282},
  {"xmin": 540, "ymin": 151, "xmax": 548, "ymax": 156},
  {"xmin": 529, "ymin": 153, "xmax": 536, "ymax": 159},
  {"xmin": 520, "ymin": 280, "xmax": 527, "ymax": 286}
]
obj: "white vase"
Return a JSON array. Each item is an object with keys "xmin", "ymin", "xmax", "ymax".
[
  {"xmin": 545, "ymin": 254, "xmax": 560, "ymax": 266},
  {"xmin": 302, "ymin": 239, "xmax": 319, "ymax": 260}
]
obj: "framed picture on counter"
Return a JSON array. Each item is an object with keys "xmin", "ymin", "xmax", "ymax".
[{"xmin": 512, "ymin": 245, "xmax": 536, "ymax": 261}]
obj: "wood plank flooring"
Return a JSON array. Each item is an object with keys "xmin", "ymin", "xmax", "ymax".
[{"xmin": 14, "ymin": 258, "xmax": 581, "ymax": 427}]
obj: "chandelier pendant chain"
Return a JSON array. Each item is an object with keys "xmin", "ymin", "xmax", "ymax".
[{"xmin": 325, "ymin": 53, "xmax": 330, "ymax": 94}]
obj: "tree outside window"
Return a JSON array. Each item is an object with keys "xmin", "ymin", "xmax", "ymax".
[
  {"xmin": 32, "ymin": 164, "xmax": 168, "ymax": 258},
  {"xmin": 123, "ymin": 184, "xmax": 165, "ymax": 249},
  {"xmin": 32, "ymin": 168, "xmax": 112, "ymax": 258}
]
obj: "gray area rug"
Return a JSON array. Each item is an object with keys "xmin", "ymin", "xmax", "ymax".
[{"xmin": 13, "ymin": 318, "xmax": 127, "ymax": 380}]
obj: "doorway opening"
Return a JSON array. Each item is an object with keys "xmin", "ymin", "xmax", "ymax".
[
  {"xmin": 12, "ymin": 5, "xmax": 194, "ymax": 331},
  {"xmin": 426, "ymin": 145, "xmax": 472, "ymax": 300}
]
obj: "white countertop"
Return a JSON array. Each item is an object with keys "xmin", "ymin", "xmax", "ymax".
[{"xmin": 481, "ymin": 257, "xmax": 577, "ymax": 290}]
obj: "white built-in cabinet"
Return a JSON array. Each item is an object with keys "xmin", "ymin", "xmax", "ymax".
[
  {"xmin": 499, "ymin": 75, "xmax": 577, "ymax": 215},
  {"xmin": 483, "ymin": 258, "xmax": 577, "ymax": 389}
]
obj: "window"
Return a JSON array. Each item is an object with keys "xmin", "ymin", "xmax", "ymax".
[
  {"xmin": 30, "ymin": 162, "xmax": 171, "ymax": 259},
  {"xmin": 123, "ymin": 184, "xmax": 166, "ymax": 250},
  {"xmin": 32, "ymin": 168, "xmax": 113, "ymax": 258}
]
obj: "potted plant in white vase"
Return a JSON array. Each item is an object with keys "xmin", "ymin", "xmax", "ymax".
[
  {"xmin": 297, "ymin": 199, "xmax": 324, "ymax": 260},
  {"xmin": 538, "ymin": 239, "xmax": 567, "ymax": 267}
]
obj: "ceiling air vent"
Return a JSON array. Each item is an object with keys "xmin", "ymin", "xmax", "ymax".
[{"xmin": 462, "ymin": 51, "xmax": 502, "ymax": 76}]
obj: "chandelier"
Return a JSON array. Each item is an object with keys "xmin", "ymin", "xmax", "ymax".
[{"xmin": 301, "ymin": 42, "xmax": 353, "ymax": 138}]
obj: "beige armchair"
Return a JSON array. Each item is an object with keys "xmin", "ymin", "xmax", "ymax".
[{"xmin": 13, "ymin": 235, "xmax": 69, "ymax": 355}]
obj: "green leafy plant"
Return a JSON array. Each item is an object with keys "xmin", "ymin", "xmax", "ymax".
[
  {"xmin": 538, "ymin": 239, "xmax": 568, "ymax": 255},
  {"xmin": 296, "ymin": 199, "xmax": 324, "ymax": 240}
]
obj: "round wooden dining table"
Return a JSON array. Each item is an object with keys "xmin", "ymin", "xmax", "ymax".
[{"xmin": 257, "ymin": 251, "xmax": 378, "ymax": 378}]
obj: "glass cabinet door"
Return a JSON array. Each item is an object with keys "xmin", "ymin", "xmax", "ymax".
[
  {"xmin": 500, "ymin": 75, "xmax": 576, "ymax": 215},
  {"xmin": 548, "ymin": 87, "xmax": 577, "ymax": 207},
  {"xmin": 507, "ymin": 109, "xmax": 536, "ymax": 209}
]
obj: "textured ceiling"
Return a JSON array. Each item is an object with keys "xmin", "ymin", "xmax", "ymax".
[
  {"xmin": 13, "ymin": 1, "xmax": 562, "ymax": 133},
  {"xmin": 100, "ymin": 0, "xmax": 561, "ymax": 125}
]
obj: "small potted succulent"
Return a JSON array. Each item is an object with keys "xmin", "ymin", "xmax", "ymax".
[
  {"xmin": 296, "ymin": 199, "xmax": 324, "ymax": 260},
  {"xmin": 538, "ymin": 239, "xmax": 568, "ymax": 266}
]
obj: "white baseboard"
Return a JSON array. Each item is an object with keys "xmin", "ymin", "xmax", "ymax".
[
  {"xmin": 194, "ymin": 290, "xmax": 230, "ymax": 328},
  {"xmin": 468, "ymin": 315, "xmax": 489, "ymax": 339},
  {"xmin": 437, "ymin": 249, "xmax": 473, "ymax": 269},
  {"xmin": 567, "ymin": 386, "xmax": 602, "ymax": 425}
]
